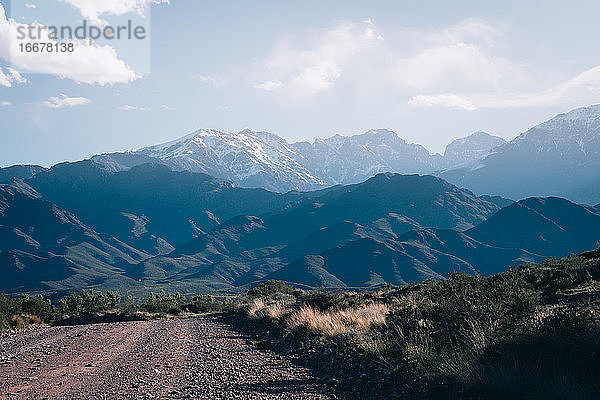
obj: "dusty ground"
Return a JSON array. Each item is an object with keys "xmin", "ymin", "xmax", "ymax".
[{"xmin": 0, "ymin": 318, "xmax": 338, "ymax": 399}]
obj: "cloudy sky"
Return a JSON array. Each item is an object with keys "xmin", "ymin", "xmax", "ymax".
[{"xmin": 1, "ymin": 0, "xmax": 600, "ymax": 167}]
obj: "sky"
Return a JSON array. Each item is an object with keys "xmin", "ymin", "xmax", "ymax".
[{"xmin": 2, "ymin": 0, "xmax": 600, "ymax": 167}]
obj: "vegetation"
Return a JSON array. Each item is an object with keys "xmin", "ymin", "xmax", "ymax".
[
  {"xmin": 0, "ymin": 294, "xmax": 54, "ymax": 331},
  {"xmin": 0, "ymin": 289, "xmax": 234, "ymax": 333},
  {"xmin": 238, "ymin": 248, "xmax": 600, "ymax": 399},
  {"xmin": 3, "ymin": 248, "xmax": 600, "ymax": 398}
]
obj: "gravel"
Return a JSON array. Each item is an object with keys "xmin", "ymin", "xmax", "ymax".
[{"xmin": 0, "ymin": 318, "xmax": 339, "ymax": 399}]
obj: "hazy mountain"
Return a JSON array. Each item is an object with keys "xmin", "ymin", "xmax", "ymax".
[
  {"xmin": 442, "ymin": 131, "xmax": 506, "ymax": 168},
  {"xmin": 441, "ymin": 105, "xmax": 600, "ymax": 204},
  {"xmin": 0, "ymin": 180, "xmax": 148, "ymax": 292},
  {"xmin": 466, "ymin": 197, "xmax": 600, "ymax": 257},
  {"xmin": 0, "ymin": 165, "xmax": 46, "ymax": 183},
  {"xmin": 291, "ymin": 129, "xmax": 438, "ymax": 185}
]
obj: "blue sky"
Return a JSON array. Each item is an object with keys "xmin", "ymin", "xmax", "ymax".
[{"xmin": 2, "ymin": 0, "xmax": 600, "ymax": 167}]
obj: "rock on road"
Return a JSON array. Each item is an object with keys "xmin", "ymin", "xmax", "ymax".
[{"xmin": 0, "ymin": 318, "xmax": 338, "ymax": 399}]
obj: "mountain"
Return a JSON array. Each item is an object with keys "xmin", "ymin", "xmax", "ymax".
[
  {"xmin": 2, "ymin": 163, "xmax": 598, "ymax": 292},
  {"xmin": 24, "ymin": 161, "xmax": 307, "ymax": 254},
  {"xmin": 440, "ymin": 105, "xmax": 600, "ymax": 204},
  {"xmin": 266, "ymin": 237, "xmax": 476, "ymax": 287},
  {"xmin": 262, "ymin": 196, "xmax": 600, "ymax": 288},
  {"xmin": 442, "ymin": 131, "xmax": 506, "ymax": 168},
  {"xmin": 136, "ymin": 129, "xmax": 326, "ymax": 192},
  {"xmin": 291, "ymin": 129, "xmax": 439, "ymax": 185},
  {"xmin": 92, "ymin": 129, "xmax": 507, "ymax": 193},
  {"xmin": 133, "ymin": 173, "xmax": 504, "ymax": 290},
  {"xmin": 466, "ymin": 197, "xmax": 600, "ymax": 257},
  {"xmin": 0, "ymin": 180, "xmax": 148, "ymax": 293},
  {"xmin": 264, "ymin": 225, "xmax": 544, "ymax": 289},
  {"xmin": 0, "ymin": 165, "xmax": 46, "ymax": 183}
]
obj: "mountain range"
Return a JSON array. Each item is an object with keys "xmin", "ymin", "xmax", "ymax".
[
  {"xmin": 2, "ymin": 104, "xmax": 600, "ymax": 294},
  {"xmin": 1, "ymin": 162, "xmax": 599, "ymax": 294},
  {"xmin": 90, "ymin": 128, "xmax": 506, "ymax": 193},
  {"xmin": 0, "ymin": 180, "xmax": 148, "ymax": 292},
  {"xmin": 83, "ymin": 105, "xmax": 600, "ymax": 205},
  {"xmin": 440, "ymin": 105, "xmax": 600, "ymax": 204}
]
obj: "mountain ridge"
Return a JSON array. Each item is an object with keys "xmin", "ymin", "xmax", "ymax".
[{"xmin": 90, "ymin": 129, "xmax": 506, "ymax": 193}]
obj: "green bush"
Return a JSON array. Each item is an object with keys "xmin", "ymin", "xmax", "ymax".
[
  {"xmin": 0, "ymin": 293, "xmax": 54, "ymax": 331},
  {"xmin": 58, "ymin": 290, "xmax": 121, "ymax": 317},
  {"xmin": 120, "ymin": 296, "xmax": 138, "ymax": 314},
  {"xmin": 140, "ymin": 290, "xmax": 185, "ymax": 314},
  {"xmin": 245, "ymin": 280, "xmax": 295, "ymax": 299},
  {"xmin": 240, "ymin": 249, "xmax": 600, "ymax": 399},
  {"xmin": 182, "ymin": 294, "xmax": 234, "ymax": 313}
]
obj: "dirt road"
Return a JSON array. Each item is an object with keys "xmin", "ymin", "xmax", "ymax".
[{"xmin": 0, "ymin": 318, "xmax": 337, "ymax": 399}]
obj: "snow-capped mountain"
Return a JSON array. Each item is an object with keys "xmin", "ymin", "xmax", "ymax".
[
  {"xmin": 92, "ymin": 128, "xmax": 508, "ymax": 193},
  {"xmin": 442, "ymin": 131, "xmax": 506, "ymax": 168},
  {"xmin": 292, "ymin": 129, "xmax": 439, "ymax": 185},
  {"xmin": 440, "ymin": 105, "xmax": 600, "ymax": 204},
  {"xmin": 137, "ymin": 129, "xmax": 324, "ymax": 192}
]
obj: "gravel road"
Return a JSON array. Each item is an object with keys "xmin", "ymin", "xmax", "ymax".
[{"xmin": 0, "ymin": 318, "xmax": 338, "ymax": 399}]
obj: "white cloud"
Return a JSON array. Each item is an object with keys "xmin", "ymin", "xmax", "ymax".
[
  {"xmin": 0, "ymin": 4, "xmax": 139, "ymax": 85},
  {"xmin": 393, "ymin": 42, "xmax": 521, "ymax": 92},
  {"xmin": 119, "ymin": 104, "xmax": 147, "ymax": 111},
  {"xmin": 254, "ymin": 18, "xmax": 600, "ymax": 111},
  {"xmin": 409, "ymin": 65, "xmax": 600, "ymax": 111},
  {"xmin": 60, "ymin": 0, "xmax": 169, "ymax": 24},
  {"xmin": 253, "ymin": 80, "xmax": 283, "ymax": 91},
  {"xmin": 160, "ymin": 104, "xmax": 174, "ymax": 110},
  {"xmin": 43, "ymin": 94, "xmax": 91, "ymax": 108},
  {"xmin": 1, "ymin": 100, "xmax": 11, "ymax": 106},
  {"xmin": 0, "ymin": 67, "xmax": 27, "ymax": 87},
  {"xmin": 25, "ymin": 4, "xmax": 36, "ymax": 9},
  {"xmin": 408, "ymin": 94, "xmax": 476, "ymax": 111},
  {"xmin": 255, "ymin": 22, "xmax": 384, "ymax": 100},
  {"xmin": 253, "ymin": 19, "xmax": 516, "ymax": 102}
]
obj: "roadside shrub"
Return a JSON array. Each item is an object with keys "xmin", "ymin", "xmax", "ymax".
[
  {"xmin": 120, "ymin": 296, "xmax": 138, "ymax": 314},
  {"xmin": 140, "ymin": 290, "xmax": 185, "ymax": 314},
  {"xmin": 298, "ymin": 289, "xmax": 348, "ymax": 311},
  {"xmin": 58, "ymin": 290, "xmax": 121, "ymax": 317},
  {"xmin": 287, "ymin": 303, "xmax": 389, "ymax": 336},
  {"xmin": 182, "ymin": 294, "xmax": 234, "ymax": 313},
  {"xmin": 245, "ymin": 280, "xmax": 295, "ymax": 299},
  {"xmin": 0, "ymin": 293, "xmax": 54, "ymax": 331}
]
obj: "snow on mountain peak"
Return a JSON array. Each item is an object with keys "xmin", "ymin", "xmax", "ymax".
[
  {"xmin": 443, "ymin": 131, "xmax": 506, "ymax": 167},
  {"xmin": 96, "ymin": 126, "xmax": 520, "ymax": 193}
]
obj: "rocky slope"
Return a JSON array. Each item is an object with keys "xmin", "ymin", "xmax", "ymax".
[{"xmin": 0, "ymin": 180, "xmax": 148, "ymax": 293}]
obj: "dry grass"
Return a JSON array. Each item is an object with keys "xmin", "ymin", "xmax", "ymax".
[
  {"xmin": 247, "ymin": 298, "xmax": 291, "ymax": 320},
  {"xmin": 11, "ymin": 314, "xmax": 44, "ymax": 329},
  {"xmin": 286, "ymin": 302, "xmax": 389, "ymax": 336}
]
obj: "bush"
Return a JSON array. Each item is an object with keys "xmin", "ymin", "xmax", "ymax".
[
  {"xmin": 0, "ymin": 294, "xmax": 54, "ymax": 332},
  {"xmin": 182, "ymin": 294, "xmax": 234, "ymax": 313},
  {"xmin": 238, "ymin": 250, "xmax": 600, "ymax": 398},
  {"xmin": 140, "ymin": 290, "xmax": 185, "ymax": 314},
  {"xmin": 245, "ymin": 280, "xmax": 295, "ymax": 299},
  {"xmin": 58, "ymin": 290, "xmax": 121, "ymax": 317}
]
